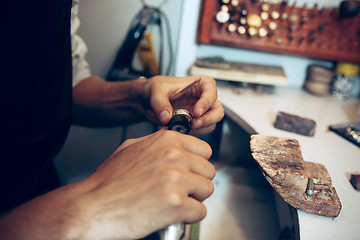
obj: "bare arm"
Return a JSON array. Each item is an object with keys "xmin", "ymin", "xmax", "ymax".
[
  {"xmin": 72, "ymin": 75, "xmax": 148, "ymax": 126},
  {"xmin": 72, "ymin": 75, "xmax": 224, "ymax": 135},
  {"xmin": 0, "ymin": 130, "xmax": 215, "ymax": 239},
  {"xmin": 0, "ymin": 181, "xmax": 87, "ymax": 239}
]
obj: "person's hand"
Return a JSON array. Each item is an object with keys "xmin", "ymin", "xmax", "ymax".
[
  {"xmin": 71, "ymin": 74, "xmax": 223, "ymax": 131},
  {"xmin": 0, "ymin": 129, "xmax": 215, "ymax": 239},
  {"xmin": 71, "ymin": 129, "xmax": 215, "ymax": 239},
  {"xmin": 141, "ymin": 75, "xmax": 224, "ymax": 135}
]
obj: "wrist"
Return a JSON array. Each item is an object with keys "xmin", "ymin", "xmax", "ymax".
[
  {"xmin": 130, "ymin": 76, "xmax": 149, "ymax": 102},
  {"xmin": 129, "ymin": 77, "xmax": 151, "ymax": 113},
  {"xmin": 0, "ymin": 181, "xmax": 92, "ymax": 240},
  {"xmin": 56, "ymin": 178, "xmax": 104, "ymax": 239}
]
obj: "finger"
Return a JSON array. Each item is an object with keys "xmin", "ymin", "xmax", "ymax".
[
  {"xmin": 181, "ymin": 195, "xmax": 209, "ymax": 224},
  {"xmin": 162, "ymin": 167, "xmax": 214, "ymax": 201},
  {"xmin": 149, "ymin": 76, "xmax": 195, "ymax": 125},
  {"xmin": 190, "ymin": 124, "xmax": 217, "ymax": 136},
  {"xmin": 154, "ymin": 130, "xmax": 213, "ymax": 161},
  {"xmin": 150, "ymin": 92, "xmax": 173, "ymax": 125},
  {"xmin": 151, "ymin": 76, "xmax": 205, "ymax": 125},
  {"xmin": 178, "ymin": 133, "xmax": 213, "ymax": 160},
  {"xmin": 192, "ymin": 75, "xmax": 218, "ymax": 119},
  {"xmin": 192, "ymin": 100, "xmax": 224, "ymax": 130},
  {"xmin": 167, "ymin": 196, "xmax": 208, "ymax": 224},
  {"xmin": 182, "ymin": 151, "xmax": 216, "ymax": 179},
  {"xmin": 187, "ymin": 173, "xmax": 215, "ymax": 202},
  {"xmin": 165, "ymin": 173, "xmax": 213, "ymax": 223}
]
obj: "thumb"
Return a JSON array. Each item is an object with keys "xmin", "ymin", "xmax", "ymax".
[{"xmin": 151, "ymin": 94, "xmax": 173, "ymax": 125}]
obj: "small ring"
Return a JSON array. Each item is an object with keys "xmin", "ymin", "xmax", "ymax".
[{"xmin": 173, "ymin": 109, "xmax": 193, "ymax": 121}]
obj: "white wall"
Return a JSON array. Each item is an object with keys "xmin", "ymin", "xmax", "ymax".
[{"xmin": 77, "ymin": 0, "xmax": 183, "ymax": 77}]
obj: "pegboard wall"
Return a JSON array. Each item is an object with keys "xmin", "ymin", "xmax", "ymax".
[{"xmin": 198, "ymin": 0, "xmax": 360, "ymax": 63}]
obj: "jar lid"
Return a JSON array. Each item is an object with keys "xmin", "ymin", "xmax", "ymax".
[{"xmin": 336, "ymin": 62, "xmax": 360, "ymax": 76}]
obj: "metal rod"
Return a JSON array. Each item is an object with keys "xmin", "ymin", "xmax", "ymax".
[
  {"xmin": 159, "ymin": 223, "xmax": 185, "ymax": 240},
  {"xmin": 306, "ymin": 178, "xmax": 314, "ymax": 196},
  {"xmin": 160, "ymin": 109, "xmax": 193, "ymax": 240}
]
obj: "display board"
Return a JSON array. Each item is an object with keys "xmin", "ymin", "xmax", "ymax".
[{"xmin": 198, "ymin": 0, "xmax": 360, "ymax": 63}]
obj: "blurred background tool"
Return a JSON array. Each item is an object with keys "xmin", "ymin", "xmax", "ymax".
[
  {"xmin": 329, "ymin": 122, "xmax": 360, "ymax": 148},
  {"xmin": 339, "ymin": 0, "xmax": 360, "ymax": 18},
  {"xmin": 331, "ymin": 62, "xmax": 360, "ymax": 99},
  {"xmin": 107, "ymin": 0, "xmax": 173, "ymax": 81},
  {"xmin": 303, "ymin": 65, "xmax": 334, "ymax": 95},
  {"xmin": 137, "ymin": 33, "xmax": 160, "ymax": 76}
]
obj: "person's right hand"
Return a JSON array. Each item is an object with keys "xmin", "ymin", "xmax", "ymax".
[
  {"xmin": 72, "ymin": 129, "xmax": 215, "ymax": 239},
  {"xmin": 0, "ymin": 129, "xmax": 215, "ymax": 240}
]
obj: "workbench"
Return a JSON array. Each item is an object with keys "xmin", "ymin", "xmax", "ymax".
[{"xmin": 200, "ymin": 81, "xmax": 360, "ymax": 240}]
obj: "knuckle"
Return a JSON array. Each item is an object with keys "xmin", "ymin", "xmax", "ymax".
[
  {"xmin": 201, "ymin": 97, "xmax": 212, "ymax": 108},
  {"xmin": 202, "ymin": 75, "xmax": 217, "ymax": 91},
  {"xmin": 163, "ymin": 191, "xmax": 185, "ymax": 209},
  {"xmin": 162, "ymin": 169, "xmax": 184, "ymax": 185},
  {"xmin": 157, "ymin": 129, "xmax": 178, "ymax": 140},
  {"xmin": 121, "ymin": 138, "xmax": 137, "ymax": 148},
  {"xmin": 200, "ymin": 74, "xmax": 216, "ymax": 84},
  {"xmin": 197, "ymin": 180, "xmax": 215, "ymax": 202},
  {"xmin": 163, "ymin": 147, "xmax": 183, "ymax": 162},
  {"xmin": 149, "ymin": 95, "xmax": 162, "ymax": 108}
]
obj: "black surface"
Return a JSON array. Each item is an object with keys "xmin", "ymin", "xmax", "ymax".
[{"xmin": 329, "ymin": 122, "xmax": 360, "ymax": 148}]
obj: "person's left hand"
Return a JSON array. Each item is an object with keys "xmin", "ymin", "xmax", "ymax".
[{"xmin": 140, "ymin": 75, "xmax": 224, "ymax": 135}]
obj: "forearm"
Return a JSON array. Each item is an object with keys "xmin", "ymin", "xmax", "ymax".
[
  {"xmin": 0, "ymin": 129, "xmax": 217, "ymax": 240},
  {"xmin": 0, "ymin": 182, "xmax": 88, "ymax": 240},
  {"xmin": 72, "ymin": 76, "xmax": 148, "ymax": 126}
]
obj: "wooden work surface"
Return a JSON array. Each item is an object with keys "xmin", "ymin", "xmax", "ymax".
[{"xmin": 215, "ymin": 81, "xmax": 360, "ymax": 239}]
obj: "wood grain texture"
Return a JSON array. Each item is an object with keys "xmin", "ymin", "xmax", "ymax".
[
  {"xmin": 198, "ymin": 0, "xmax": 360, "ymax": 63},
  {"xmin": 250, "ymin": 134, "xmax": 341, "ymax": 217}
]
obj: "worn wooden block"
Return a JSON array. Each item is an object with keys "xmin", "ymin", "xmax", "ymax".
[
  {"xmin": 350, "ymin": 174, "xmax": 360, "ymax": 190},
  {"xmin": 304, "ymin": 162, "xmax": 332, "ymax": 186},
  {"xmin": 250, "ymin": 134, "xmax": 341, "ymax": 217},
  {"xmin": 274, "ymin": 111, "xmax": 316, "ymax": 136}
]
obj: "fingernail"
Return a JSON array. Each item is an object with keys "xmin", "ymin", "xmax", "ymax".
[
  {"xmin": 199, "ymin": 108, "xmax": 205, "ymax": 116},
  {"xmin": 193, "ymin": 119, "xmax": 203, "ymax": 128},
  {"xmin": 160, "ymin": 110, "xmax": 171, "ymax": 123}
]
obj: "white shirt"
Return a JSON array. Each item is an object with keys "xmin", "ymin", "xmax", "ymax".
[{"xmin": 71, "ymin": 0, "xmax": 91, "ymax": 87}]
